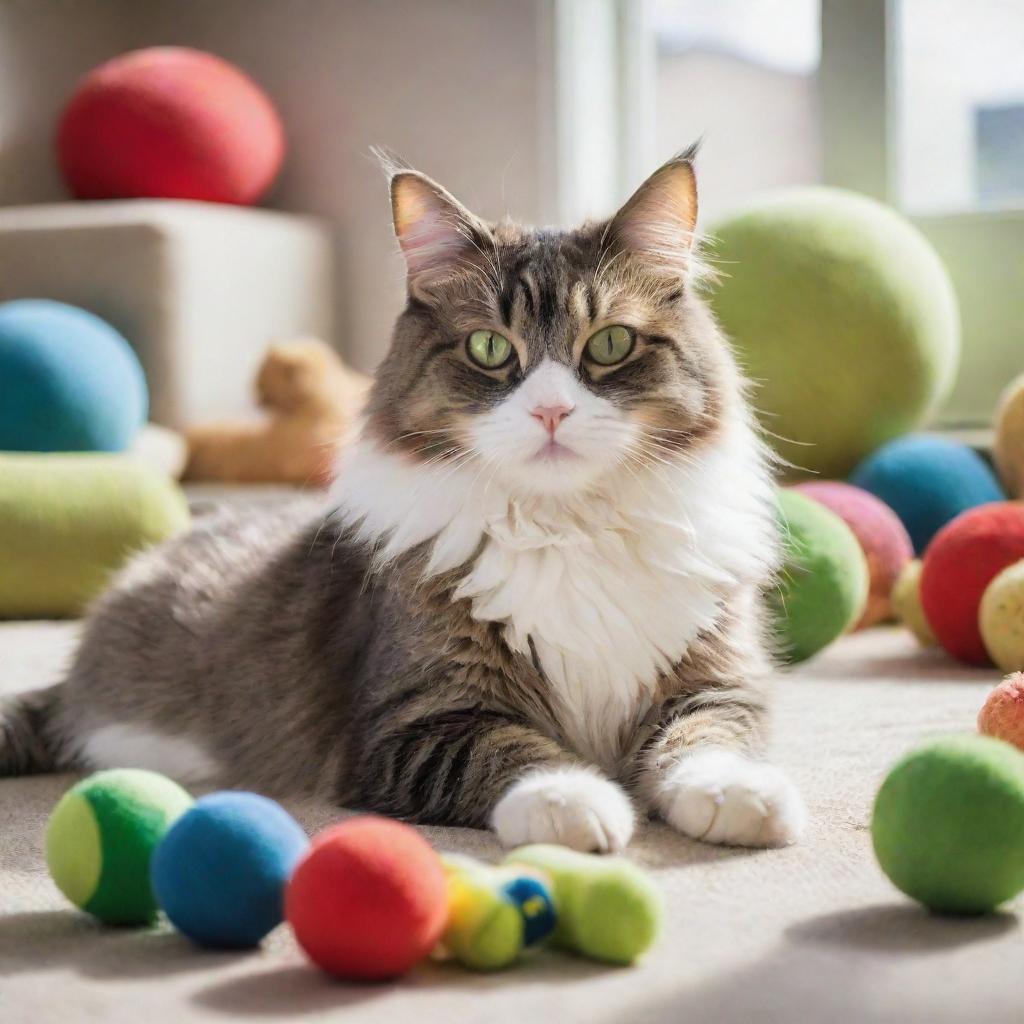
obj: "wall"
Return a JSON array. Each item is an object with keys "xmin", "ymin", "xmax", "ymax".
[{"xmin": 0, "ymin": 0, "xmax": 557, "ymax": 372}]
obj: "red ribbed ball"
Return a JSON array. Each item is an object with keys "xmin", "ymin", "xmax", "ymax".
[
  {"xmin": 920, "ymin": 502, "xmax": 1024, "ymax": 664},
  {"xmin": 58, "ymin": 47, "xmax": 284, "ymax": 205},
  {"xmin": 793, "ymin": 481, "xmax": 913, "ymax": 628},
  {"xmin": 285, "ymin": 817, "xmax": 447, "ymax": 981}
]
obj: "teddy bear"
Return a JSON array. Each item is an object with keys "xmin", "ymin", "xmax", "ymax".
[{"xmin": 184, "ymin": 338, "xmax": 371, "ymax": 486}]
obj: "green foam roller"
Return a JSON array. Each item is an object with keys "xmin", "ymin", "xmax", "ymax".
[{"xmin": 0, "ymin": 452, "xmax": 190, "ymax": 617}]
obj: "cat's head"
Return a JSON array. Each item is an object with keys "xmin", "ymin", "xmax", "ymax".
[{"xmin": 364, "ymin": 147, "xmax": 741, "ymax": 497}]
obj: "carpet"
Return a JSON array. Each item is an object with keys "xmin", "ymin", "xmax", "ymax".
[{"xmin": 1, "ymin": 621, "xmax": 1019, "ymax": 1023}]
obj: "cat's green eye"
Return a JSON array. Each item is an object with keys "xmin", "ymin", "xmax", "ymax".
[
  {"xmin": 585, "ymin": 325, "xmax": 634, "ymax": 366},
  {"xmin": 467, "ymin": 329, "xmax": 512, "ymax": 369}
]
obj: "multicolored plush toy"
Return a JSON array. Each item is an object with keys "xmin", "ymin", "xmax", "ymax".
[
  {"xmin": 503, "ymin": 844, "xmax": 662, "ymax": 966},
  {"xmin": 437, "ymin": 854, "xmax": 557, "ymax": 970},
  {"xmin": 151, "ymin": 791, "xmax": 309, "ymax": 949},
  {"xmin": 46, "ymin": 769, "xmax": 193, "ymax": 925}
]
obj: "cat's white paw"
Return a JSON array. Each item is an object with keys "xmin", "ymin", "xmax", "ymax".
[
  {"xmin": 657, "ymin": 747, "xmax": 806, "ymax": 847},
  {"xmin": 491, "ymin": 767, "xmax": 635, "ymax": 853}
]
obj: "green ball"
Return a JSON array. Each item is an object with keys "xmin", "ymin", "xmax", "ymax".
[
  {"xmin": 708, "ymin": 188, "xmax": 959, "ymax": 478},
  {"xmin": 872, "ymin": 736, "xmax": 1024, "ymax": 914},
  {"xmin": 46, "ymin": 768, "xmax": 193, "ymax": 925},
  {"xmin": 772, "ymin": 489, "xmax": 869, "ymax": 663}
]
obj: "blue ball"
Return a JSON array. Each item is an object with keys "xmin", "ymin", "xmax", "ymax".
[
  {"xmin": 151, "ymin": 792, "xmax": 309, "ymax": 949},
  {"xmin": 0, "ymin": 299, "xmax": 147, "ymax": 452},
  {"xmin": 850, "ymin": 434, "xmax": 1004, "ymax": 553}
]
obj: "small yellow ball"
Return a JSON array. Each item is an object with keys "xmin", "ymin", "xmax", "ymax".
[
  {"xmin": 891, "ymin": 559, "xmax": 936, "ymax": 647},
  {"xmin": 980, "ymin": 559, "xmax": 1024, "ymax": 673}
]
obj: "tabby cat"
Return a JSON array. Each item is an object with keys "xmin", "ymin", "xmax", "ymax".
[{"xmin": 0, "ymin": 149, "xmax": 805, "ymax": 851}]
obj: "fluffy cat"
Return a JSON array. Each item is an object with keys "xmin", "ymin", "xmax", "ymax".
[{"xmin": 0, "ymin": 149, "xmax": 806, "ymax": 851}]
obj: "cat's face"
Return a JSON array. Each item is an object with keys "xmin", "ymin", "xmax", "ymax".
[{"xmin": 366, "ymin": 150, "xmax": 737, "ymax": 497}]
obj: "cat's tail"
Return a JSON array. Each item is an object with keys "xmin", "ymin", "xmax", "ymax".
[{"xmin": 0, "ymin": 684, "xmax": 70, "ymax": 776}]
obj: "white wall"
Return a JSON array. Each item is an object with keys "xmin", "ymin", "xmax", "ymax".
[
  {"xmin": 0, "ymin": 0, "xmax": 557, "ymax": 372},
  {"xmin": 654, "ymin": 50, "xmax": 820, "ymax": 225}
]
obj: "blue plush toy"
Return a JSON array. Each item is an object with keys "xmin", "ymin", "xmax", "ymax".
[
  {"xmin": 0, "ymin": 299, "xmax": 147, "ymax": 452},
  {"xmin": 850, "ymin": 434, "xmax": 1004, "ymax": 553},
  {"xmin": 151, "ymin": 791, "xmax": 309, "ymax": 948}
]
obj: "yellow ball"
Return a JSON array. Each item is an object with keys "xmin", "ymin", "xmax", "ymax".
[
  {"xmin": 980, "ymin": 559, "xmax": 1024, "ymax": 673},
  {"xmin": 891, "ymin": 559, "xmax": 936, "ymax": 647},
  {"xmin": 994, "ymin": 374, "xmax": 1024, "ymax": 499}
]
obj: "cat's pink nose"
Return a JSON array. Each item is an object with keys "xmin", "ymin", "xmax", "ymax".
[{"xmin": 531, "ymin": 403, "xmax": 574, "ymax": 435}]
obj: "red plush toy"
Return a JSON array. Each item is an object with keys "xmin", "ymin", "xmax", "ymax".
[
  {"xmin": 920, "ymin": 502, "xmax": 1024, "ymax": 664},
  {"xmin": 58, "ymin": 47, "xmax": 284, "ymax": 205},
  {"xmin": 285, "ymin": 816, "xmax": 448, "ymax": 981}
]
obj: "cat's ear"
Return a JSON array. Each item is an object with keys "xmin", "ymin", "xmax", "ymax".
[
  {"xmin": 604, "ymin": 146, "xmax": 699, "ymax": 273},
  {"xmin": 388, "ymin": 166, "xmax": 490, "ymax": 296}
]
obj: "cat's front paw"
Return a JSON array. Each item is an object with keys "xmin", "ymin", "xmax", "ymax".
[
  {"xmin": 491, "ymin": 767, "xmax": 635, "ymax": 853},
  {"xmin": 656, "ymin": 747, "xmax": 806, "ymax": 847}
]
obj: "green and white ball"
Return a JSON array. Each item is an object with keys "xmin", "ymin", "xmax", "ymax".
[
  {"xmin": 46, "ymin": 768, "xmax": 193, "ymax": 924},
  {"xmin": 708, "ymin": 188, "xmax": 960, "ymax": 478}
]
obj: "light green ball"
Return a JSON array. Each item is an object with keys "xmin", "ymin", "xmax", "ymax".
[
  {"xmin": 504, "ymin": 844, "xmax": 661, "ymax": 965},
  {"xmin": 772, "ymin": 489, "xmax": 869, "ymax": 663},
  {"xmin": 708, "ymin": 188, "xmax": 959, "ymax": 478},
  {"xmin": 46, "ymin": 768, "xmax": 193, "ymax": 925},
  {"xmin": 872, "ymin": 736, "xmax": 1024, "ymax": 914}
]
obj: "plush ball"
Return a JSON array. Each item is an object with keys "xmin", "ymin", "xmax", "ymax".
[
  {"xmin": 872, "ymin": 735, "xmax": 1024, "ymax": 913},
  {"xmin": 891, "ymin": 559, "xmax": 937, "ymax": 647},
  {"xmin": 771, "ymin": 489, "xmax": 869, "ymax": 663},
  {"xmin": 151, "ymin": 792, "xmax": 309, "ymax": 948},
  {"xmin": 994, "ymin": 373, "xmax": 1024, "ymax": 498},
  {"xmin": 978, "ymin": 674, "xmax": 1024, "ymax": 751},
  {"xmin": 708, "ymin": 188, "xmax": 959, "ymax": 478},
  {"xmin": 58, "ymin": 47, "xmax": 284, "ymax": 205},
  {"xmin": 920, "ymin": 503, "xmax": 1024, "ymax": 665},
  {"xmin": 792, "ymin": 481, "xmax": 912, "ymax": 628},
  {"xmin": 0, "ymin": 453, "xmax": 190, "ymax": 618},
  {"xmin": 979, "ymin": 560, "xmax": 1024, "ymax": 673},
  {"xmin": 46, "ymin": 769, "xmax": 193, "ymax": 925},
  {"xmin": 504, "ymin": 845, "xmax": 661, "ymax": 965},
  {"xmin": 850, "ymin": 435, "xmax": 1004, "ymax": 554},
  {"xmin": 285, "ymin": 816, "xmax": 447, "ymax": 980},
  {"xmin": 0, "ymin": 299, "xmax": 147, "ymax": 453}
]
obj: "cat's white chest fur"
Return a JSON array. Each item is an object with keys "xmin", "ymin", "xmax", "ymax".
[{"xmin": 332, "ymin": 425, "xmax": 775, "ymax": 771}]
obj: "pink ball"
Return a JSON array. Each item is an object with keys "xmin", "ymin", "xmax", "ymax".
[
  {"xmin": 978, "ymin": 673, "xmax": 1024, "ymax": 751},
  {"xmin": 58, "ymin": 47, "xmax": 284, "ymax": 205},
  {"xmin": 793, "ymin": 481, "xmax": 913, "ymax": 628}
]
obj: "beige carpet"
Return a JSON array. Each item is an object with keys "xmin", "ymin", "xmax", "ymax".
[{"xmin": 1, "ymin": 622, "xmax": 1020, "ymax": 1023}]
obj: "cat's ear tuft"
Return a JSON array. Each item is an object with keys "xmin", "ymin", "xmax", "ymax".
[
  {"xmin": 388, "ymin": 168, "xmax": 490, "ymax": 296},
  {"xmin": 604, "ymin": 147, "xmax": 699, "ymax": 272}
]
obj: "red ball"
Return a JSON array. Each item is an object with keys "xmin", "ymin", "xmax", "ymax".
[
  {"xmin": 793, "ymin": 481, "xmax": 913, "ymax": 629},
  {"xmin": 921, "ymin": 502, "xmax": 1024, "ymax": 664},
  {"xmin": 285, "ymin": 816, "xmax": 447, "ymax": 981},
  {"xmin": 58, "ymin": 47, "xmax": 284, "ymax": 205}
]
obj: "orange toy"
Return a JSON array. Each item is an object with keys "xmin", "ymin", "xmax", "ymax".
[{"xmin": 285, "ymin": 817, "xmax": 448, "ymax": 981}]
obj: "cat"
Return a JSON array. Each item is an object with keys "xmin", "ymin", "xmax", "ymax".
[{"xmin": 0, "ymin": 148, "xmax": 806, "ymax": 852}]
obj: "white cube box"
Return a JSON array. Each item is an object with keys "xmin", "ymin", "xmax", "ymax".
[{"xmin": 0, "ymin": 201, "xmax": 334, "ymax": 427}]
